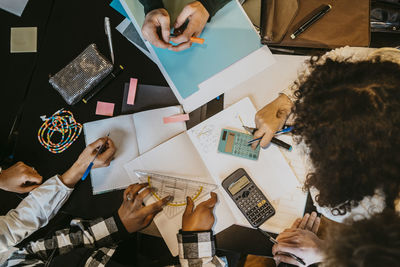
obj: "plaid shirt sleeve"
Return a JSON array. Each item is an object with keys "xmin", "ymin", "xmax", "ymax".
[
  {"xmin": 4, "ymin": 214, "xmax": 130, "ymax": 267},
  {"xmin": 176, "ymin": 230, "xmax": 226, "ymax": 267}
]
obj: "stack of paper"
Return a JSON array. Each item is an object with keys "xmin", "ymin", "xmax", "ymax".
[
  {"xmin": 83, "ymin": 106, "xmax": 186, "ymax": 194},
  {"xmin": 112, "ymin": 0, "xmax": 276, "ymax": 112},
  {"xmin": 124, "ymin": 98, "xmax": 307, "ymax": 256}
]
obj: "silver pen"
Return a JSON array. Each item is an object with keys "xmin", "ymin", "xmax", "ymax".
[{"xmin": 104, "ymin": 17, "xmax": 115, "ymax": 64}]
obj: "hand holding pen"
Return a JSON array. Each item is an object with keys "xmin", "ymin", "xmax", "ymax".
[
  {"xmin": 269, "ymin": 212, "xmax": 324, "ymax": 266},
  {"xmin": 81, "ymin": 134, "xmax": 115, "ymax": 181}
]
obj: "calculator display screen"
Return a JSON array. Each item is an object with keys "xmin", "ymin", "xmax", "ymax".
[
  {"xmin": 228, "ymin": 176, "xmax": 250, "ymax": 195},
  {"xmin": 225, "ymin": 132, "xmax": 235, "ymax": 153}
]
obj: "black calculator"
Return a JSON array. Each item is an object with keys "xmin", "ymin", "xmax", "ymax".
[{"xmin": 222, "ymin": 168, "xmax": 275, "ymax": 228}]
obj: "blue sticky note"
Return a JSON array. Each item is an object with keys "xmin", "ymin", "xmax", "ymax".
[{"xmin": 110, "ymin": 0, "xmax": 129, "ymax": 18}]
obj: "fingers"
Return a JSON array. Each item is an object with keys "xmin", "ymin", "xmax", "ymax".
[
  {"xmin": 259, "ymin": 129, "xmax": 275, "ymax": 149},
  {"xmin": 132, "ymin": 187, "xmax": 153, "ymax": 210},
  {"xmin": 311, "ymin": 216, "xmax": 321, "ymax": 234},
  {"xmin": 174, "ymin": 5, "xmax": 192, "ymax": 29},
  {"xmin": 184, "ymin": 196, "xmax": 194, "ymax": 217},
  {"xmin": 298, "ymin": 213, "xmax": 310, "ymax": 229},
  {"xmin": 202, "ymin": 192, "xmax": 218, "ymax": 209},
  {"xmin": 290, "ymin": 218, "xmax": 302, "ymax": 229},
  {"xmin": 141, "ymin": 195, "xmax": 172, "ymax": 215},
  {"xmin": 274, "ymin": 252, "xmax": 302, "ymax": 266},
  {"xmin": 88, "ymin": 138, "xmax": 106, "ymax": 150},
  {"xmin": 168, "ymin": 41, "xmax": 192, "ymax": 52},
  {"xmin": 23, "ymin": 170, "xmax": 43, "ymax": 184},
  {"xmin": 123, "ymin": 183, "xmax": 148, "ymax": 202},
  {"xmin": 250, "ymin": 129, "xmax": 265, "ymax": 150},
  {"xmin": 141, "ymin": 9, "xmax": 172, "ymax": 49},
  {"xmin": 95, "ymin": 138, "xmax": 116, "ymax": 167},
  {"xmin": 158, "ymin": 14, "xmax": 171, "ymax": 44},
  {"xmin": 305, "ymin": 212, "xmax": 318, "ymax": 231}
]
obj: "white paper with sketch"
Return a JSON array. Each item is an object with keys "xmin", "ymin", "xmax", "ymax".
[
  {"xmin": 84, "ymin": 106, "xmax": 186, "ymax": 194},
  {"xmin": 124, "ymin": 97, "xmax": 307, "ymax": 255},
  {"xmin": 187, "ymin": 98, "xmax": 307, "ymax": 231},
  {"xmin": 224, "ymin": 54, "xmax": 311, "ymax": 183}
]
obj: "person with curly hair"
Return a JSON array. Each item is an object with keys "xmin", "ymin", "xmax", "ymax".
[{"xmin": 253, "ymin": 47, "xmax": 400, "ymax": 223}]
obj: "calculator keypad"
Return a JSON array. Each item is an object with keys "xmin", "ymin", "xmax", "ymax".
[
  {"xmin": 235, "ymin": 185, "xmax": 275, "ymax": 227},
  {"xmin": 232, "ymin": 134, "xmax": 260, "ymax": 160}
]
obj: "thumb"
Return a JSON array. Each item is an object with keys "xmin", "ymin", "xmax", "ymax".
[
  {"xmin": 25, "ymin": 173, "xmax": 43, "ymax": 184},
  {"xmin": 204, "ymin": 192, "xmax": 218, "ymax": 209},
  {"xmin": 183, "ymin": 196, "xmax": 194, "ymax": 217},
  {"xmin": 174, "ymin": 6, "xmax": 192, "ymax": 29},
  {"xmin": 158, "ymin": 15, "xmax": 171, "ymax": 43}
]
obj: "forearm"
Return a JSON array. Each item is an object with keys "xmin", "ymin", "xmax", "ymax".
[
  {"xmin": 6, "ymin": 214, "xmax": 129, "ymax": 265},
  {"xmin": 178, "ymin": 230, "xmax": 226, "ymax": 267},
  {"xmin": 198, "ymin": 0, "xmax": 231, "ymax": 18},
  {"xmin": 0, "ymin": 175, "xmax": 73, "ymax": 253}
]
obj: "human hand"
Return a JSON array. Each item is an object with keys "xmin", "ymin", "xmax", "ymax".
[
  {"xmin": 118, "ymin": 183, "xmax": 173, "ymax": 233},
  {"xmin": 0, "ymin": 162, "xmax": 42, "ymax": 193},
  {"xmin": 60, "ymin": 137, "xmax": 116, "ymax": 188},
  {"xmin": 182, "ymin": 192, "xmax": 217, "ymax": 231},
  {"xmin": 142, "ymin": 8, "xmax": 173, "ymax": 49},
  {"xmin": 252, "ymin": 94, "xmax": 293, "ymax": 149},
  {"xmin": 272, "ymin": 212, "xmax": 324, "ymax": 266},
  {"xmin": 169, "ymin": 1, "xmax": 209, "ymax": 51}
]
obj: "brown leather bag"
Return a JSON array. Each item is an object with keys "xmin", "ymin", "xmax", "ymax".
[{"xmin": 261, "ymin": 0, "xmax": 371, "ymax": 48}]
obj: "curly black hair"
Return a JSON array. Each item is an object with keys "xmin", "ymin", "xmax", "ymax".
[
  {"xmin": 323, "ymin": 209, "xmax": 400, "ymax": 267},
  {"xmin": 292, "ymin": 57, "xmax": 400, "ymax": 213}
]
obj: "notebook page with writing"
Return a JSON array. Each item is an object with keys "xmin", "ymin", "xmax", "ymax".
[
  {"xmin": 187, "ymin": 97, "xmax": 306, "ymax": 232},
  {"xmin": 124, "ymin": 133, "xmax": 236, "ymax": 256}
]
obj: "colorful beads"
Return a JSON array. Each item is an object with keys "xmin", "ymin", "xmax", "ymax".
[{"xmin": 37, "ymin": 109, "xmax": 82, "ymax": 154}]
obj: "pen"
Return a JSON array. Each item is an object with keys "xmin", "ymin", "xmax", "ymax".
[
  {"xmin": 171, "ymin": 19, "xmax": 205, "ymax": 45},
  {"xmin": 81, "ymin": 133, "xmax": 110, "ymax": 181},
  {"xmin": 290, "ymin": 4, "xmax": 332, "ymax": 39},
  {"xmin": 257, "ymin": 228, "xmax": 306, "ymax": 266},
  {"xmin": 82, "ymin": 65, "xmax": 124, "ymax": 103},
  {"xmin": 104, "ymin": 17, "xmax": 115, "ymax": 64},
  {"xmin": 243, "ymin": 126, "xmax": 293, "ymax": 151}
]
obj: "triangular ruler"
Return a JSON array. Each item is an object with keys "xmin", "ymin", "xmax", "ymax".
[{"xmin": 134, "ymin": 170, "xmax": 217, "ymax": 218}]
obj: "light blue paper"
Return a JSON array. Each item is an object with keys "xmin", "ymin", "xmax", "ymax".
[
  {"xmin": 122, "ymin": 0, "xmax": 262, "ymax": 99},
  {"xmin": 110, "ymin": 0, "xmax": 128, "ymax": 18}
]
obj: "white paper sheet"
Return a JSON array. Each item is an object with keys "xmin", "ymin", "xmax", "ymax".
[
  {"xmin": 124, "ymin": 133, "xmax": 236, "ymax": 256},
  {"xmin": 187, "ymin": 98, "xmax": 306, "ymax": 230},
  {"xmin": 133, "ymin": 106, "xmax": 186, "ymax": 154},
  {"xmin": 83, "ymin": 106, "xmax": 187, "ymax": 194},
  {"xmin": 84, "ymin": 115, "xmax": 139, "ymax": 194},
  {"xmin": 223, "ymin": 54, "xmax": 311, "ymax": 183},
  {"xmin": 0, "ymin": 0, "xmax": 29, "ymax": 16}
]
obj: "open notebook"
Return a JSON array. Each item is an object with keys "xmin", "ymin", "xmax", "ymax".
[
  {"xmin": 124, "ymin": 98, "xmax": 307, "ymax": 256},
  {"xmin": 83, "ymin": 106, "xmax": 186, "ymax": 194},
  {"xmin": 119, "ymin": 0, "xmax": 275, "ymax": 112}
]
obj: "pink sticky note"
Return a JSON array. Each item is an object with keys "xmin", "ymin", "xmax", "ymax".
[
  {"xmin": 96, "ymin": 101, "xmax": 115, "ymax": 117},
  {"xmin": 163, "ymin": 114, "xmax": 190, "ymax": 124},
  {"xmin": 127, "ymin": 78, "xmax": 138, "ymax": 105}
]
